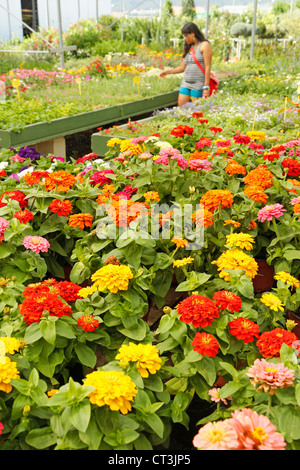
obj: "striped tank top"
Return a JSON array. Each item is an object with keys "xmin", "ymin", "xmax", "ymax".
[{"xmin": 181, "ymin": 43, "xmax": 205, "ymax": 91}]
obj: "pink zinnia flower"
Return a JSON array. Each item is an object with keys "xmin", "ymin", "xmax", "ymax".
[
  {"xmin": 0, "ymin": 421, "xmax": 3, "ymax": 435},
  {"xmin": 10, "ymin": 155, "xmax": 25, "ymax": 163},
  {"xmin": 138, "ymin": 152, "xmax": 152, "ymax": 160},
  {"xmin": 195, "ymin": 138, "xmax": 212, "ymax": 149},
  {"xmin": 188, "ymin": 159, "xmax": 212, "ymax": 171},
  {"xmin": 227, "ymin": 408, "xmax": 286, "ymax": 450},
  {"xmin": 247, "ymin": 358, "xmax": 295, "ymax": 395},
  {"xmin": 159, "ymin": 147, "xmax": 180, "ymax": 157},
  {"xmin": 0, "ymin": 217, "xmax": 9, "ymax": 238},
  {"xmin": 257, "ymin": 203, "xmax": 286, "ymax": 222},
  {"xmin": 216, "ymin": 139, "xmax": 231, "ymax": 148},
  {"xmin": 193, "ymin": 420, "xmax": 239, "ymax": 450},
  {"xmin": 130, "ymin": 136, "xmax": 148, "ymax": 145},
  {"xmin": 22, "ymin": 235, "xmax": 50, "ymax": 254},
  {"xmin": 208, "ymin": 387, "xmax": 231, "ymax": 405},
  {"xmin": 290, "ymin": 197, "xmax": 300, "ymax": 206}
]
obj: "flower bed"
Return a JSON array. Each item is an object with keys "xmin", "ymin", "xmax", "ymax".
[{"xmin": 0, "ymin": 89, "xmax": 300, "ymax": 450}]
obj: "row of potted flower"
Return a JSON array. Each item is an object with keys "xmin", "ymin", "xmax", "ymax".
[{"xmin": 0, "ymin": 90, "xmax": 300, "ymax": 449}]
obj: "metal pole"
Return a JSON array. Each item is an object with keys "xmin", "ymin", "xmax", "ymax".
[
  {"xmin": 250, "ymin": 0, "xmax": 258, "ymax": 60},
  {"xmin": 96, "ymin": 0, "xmax": 98, "ymax": 21},
  {"xmin": 46, "ymin": 0, "xmax": 50, "ymax": 28},
  {"xmin": 56, "ymin": 0, "xmax": 65, "ymax": 68},
  {"xmin": 205, "ymin": 0, "xmax": 210, "ymax": 38},
  {"xmin": 6, "ymin": 0, "xmax": 11, "ymax": 40}
]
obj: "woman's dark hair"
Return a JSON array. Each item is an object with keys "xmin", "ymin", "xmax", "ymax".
[{"xmin": 181, "ymin": 22, "xmax": 207, "ymax": 57}]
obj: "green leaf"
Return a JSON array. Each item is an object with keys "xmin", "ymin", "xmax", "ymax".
[
  {"xmin": 123, "ymin": 243, "xmax": 143, "ymax": 270},
  {"xmin": 56, "ymin": 319, "xmax": 76, "ymax": 339},
  {"xmin": 0, "ymin": 244, "xmax": 16, "ymax": 259},
  {"xmin": 279, "ymin": 406, "xmax": 300, "ymax": 442},
  {"xmin": 25, "ymin": 427, "xmax": 57, "ymax": 449},
  {"xmin": 24, "ymin": 323, "xmax": 43, "ymax": 344},
  {"xmin": 40, "ymin": 319, "xmax": 56, "ymax": 345},
  {"xmin": 196, "ymin": 356, "xmax": 216, "ymax": 386},
  {"xmin": 175, "ymin": 272, "xmax": 211, "ymax": 292},
  {"xmin": 74, "ymin": 343, "xmax": 97, "ymax": 368},
  {"xmin": 219, "ymin": 381, "xmax": 243, "ymax": 399},
  {"xmin": 79, "ymin": 415, "xmax": 103, "ymax": 450},
  {"xmin": 70, "ymin": 262, "xmax": 91, "ymax": 284},
  {"xmin": 69, "ymin": 401, "xmax": 91, "ymax": 433},
  {"xmin": 143, "ymin": 413, "xmax": 164, "ymax": 438}
]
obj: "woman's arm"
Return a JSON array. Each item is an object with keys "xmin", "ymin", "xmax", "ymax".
[
  {"xmin": 201, "ymin": 41, "xmax": 212, "ymax": 98},
  {"xmin": 159, "ymin": 59, "xmax": 185, "ymax": 78}
]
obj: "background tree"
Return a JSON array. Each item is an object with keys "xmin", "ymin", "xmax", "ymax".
[{"xmin": 181, "ymin": 0, "xmax": 197, "ymax": 21}]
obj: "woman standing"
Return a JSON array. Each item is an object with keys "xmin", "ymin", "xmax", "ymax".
[{"xmin": 160, "ymin": 22, "xmax": 212, "ymax": 106}]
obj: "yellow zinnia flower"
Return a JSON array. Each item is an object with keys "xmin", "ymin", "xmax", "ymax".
[
  {"xmin": 119, "ymin": 139, "xmax": 143, "ymax": 155},
  {"xmin": 0, "ymin": 337, "xmax": 22, "ymax": 355},
  {"xmin": 226, "ymin": 233, "xmax": 255, "ymax": 251},
  {"xmin": 107, "ymin": 138, "xmax": 123, "ymax": 147},
  {"xmin": 246, "ymin": 131, "xmax": 266, "ymax": 142},
  {"xmin": 173, "ymin": 257, "xmax": 194, "ymax": 268},
  {"xmin": 91, "ymin": 264, "xmax": 133, "ymax": 294},
  {"xmin": 212, "ymin": 249, "xmax": 258, "ymax": 281},
  {"xmin": 260, "ymin": 293, "xmax": 285, "ymax": 312},
  {"xmin": 0, "ymin": 356, "xmax": 20, "ymax": 393},
  {"xmin": 274, "ymin": 271, "xmax": 300, "ymax": 289},
  {"xmin": 84, "ymin": 370, "xmax": 137, "ymax": 414},
  {"xmin": 78, "ymin": 285, "xmax": 98, "ymax": 299},
  {"xmin": 116, "ymin": 343, "xmax": 162, "ymax": 378}
]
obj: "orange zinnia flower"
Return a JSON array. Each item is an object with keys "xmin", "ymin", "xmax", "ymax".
[
  {"xmin": 244, "ymin": 165, "xmax": 273, "ymax": 190},
  {"xmin": 68, "ymin": 213, "xmax": 94, "ymax": 229},
  {"xmin": 200, "ymin": 189, "xmax": 234, "ymax": 213},
  {"xmin": 244, "ymin": 185, "xmax": 268, "ymax": 204},
  {"xmin": 225, "ymin": 160, "xmax": 246, "ymax": 176},
  {"xmin": 188, "ymin": 150, "xmax": 212, "ymax": 161},
  {"xmin": 23, "ymin": 170, "xmax": 49, "ymax": 185},
  {"xmin": 107, "ymin": 200, "xmax": 149, "ymax": 227},
  {"xmin": 192, "ymin": 208, "xmax": 214, "ymax": 228},
  {"xmin": 44, "ymin": 171, "xmax": 77, "ymax": 192}
]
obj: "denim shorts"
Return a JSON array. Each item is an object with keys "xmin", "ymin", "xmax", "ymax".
[{"xmin": 179, "ymin": 86, "xmax": 203, "ymax": 98}]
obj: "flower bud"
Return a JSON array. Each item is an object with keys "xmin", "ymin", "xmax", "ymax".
[{"xmin": 163, "ymin": 306, "xmax": 172, "ymax": 314}]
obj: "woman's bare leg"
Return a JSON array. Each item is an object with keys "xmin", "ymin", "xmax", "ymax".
[{"xmin": 178, "ymin": 93, "xmax": 191, "ymax": 107}]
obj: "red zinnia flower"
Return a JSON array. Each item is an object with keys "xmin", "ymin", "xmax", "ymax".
[
  {"xmin": 19, "ymin": 292, "xmax": 72, "ymax": 325},
  {"xmin": 233, "ymin": 134, "xmax": 251, "ymax": 145},
  {"xmin": 0, "ymin": 170, "xmax": 7, "ymax": 177},
  {"xmin": 170, "ymin": 125, "xmax": 193, "ymax": 137},
  {"xmin": 192, "ymin": 111, "xmax": 203, "ymax": 118},
  {"xmin": 0, "ymin": 190, "xmax": 28, "ymax": 209},
  {"xmin": 228, "ymin": 317, "xmax": 260, "ymax": 343},
  {"xmin": 212, "ymin": 291, "xmax": 242, "ymax": 313},
  {"xmin": 210, "ymin": 126, "xmax": 222, "ymax": 133},
  {"xmin": 263, "ymin": 153, "xmax": 280, "ymax": 162},
  {"xmin": 77, "ymin": 314, "xmax": 99, "ymax": 332},
  {"xmin": 176, "ymin": 294, "xmax": 219, "ymax": 328},
  {"xmin": 257, "ymin": 328, "xmax": 298, "ymax": 358},
  {"xmin": 56, "ymin": 281, "xmax": 82, "ymax": 302},
  {"xmin": 13, "ymin": 209, "xmax": 34, "ymax": 224},
  {"xmin": 282, "ymin": 158, "xmax": 300, "ymax": 177},
  {"xmin": 192, "ymin": 332, "xmax": 220, "ymax": 357},
  {"xmin": 49, "ymin": 199, "xmax": 73, "ymax": 216}
]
